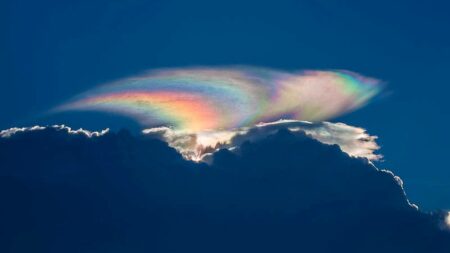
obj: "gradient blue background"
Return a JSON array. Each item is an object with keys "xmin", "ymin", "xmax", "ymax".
[{"xmin": 2, "ymin": 0, "xmax": 449, "ymax": 210}]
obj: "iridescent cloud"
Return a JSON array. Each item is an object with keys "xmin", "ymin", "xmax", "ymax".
[{"xmin": 56, "ymin": 66, "xmax": 381, "ymax": 132}]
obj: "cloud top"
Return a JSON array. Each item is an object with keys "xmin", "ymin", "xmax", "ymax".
[
  {"xmin": 142, "ymin": 120, "xmax": 382, "ymax": 162},
  {"xmin": 56, "ymin": 66, "xmax": 381, "ymax": 132}
]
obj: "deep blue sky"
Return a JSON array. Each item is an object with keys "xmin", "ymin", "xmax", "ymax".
[{"xmin": 2, "ymin": 0, "xmax": 449, "ymax": 210}]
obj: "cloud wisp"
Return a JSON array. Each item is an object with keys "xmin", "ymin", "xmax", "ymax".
[{"xmin": 55, "ymin": 66, "xmax": 381, "ymax": 132}]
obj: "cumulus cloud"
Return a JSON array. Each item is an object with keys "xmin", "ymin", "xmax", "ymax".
[
  {"xmin": 142, "ymin": 120, "xmax": 381, "ymax": 162},
  {"xmin": 1, "ymin": 124, "xmax": 449, "ymax": 252}
]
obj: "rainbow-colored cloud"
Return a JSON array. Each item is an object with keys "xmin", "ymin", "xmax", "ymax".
[{"xmin": 57, "ymin": 66, "xmax": 381, "ymax": 132}]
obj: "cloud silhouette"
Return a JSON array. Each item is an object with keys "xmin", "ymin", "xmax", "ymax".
[{"xmin": 0, "ymin": 125, "xmax": 449, "ymax": 253}]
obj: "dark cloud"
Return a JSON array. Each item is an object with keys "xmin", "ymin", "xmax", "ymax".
[{"xmin": 0, "ymin": 126, "xmax": 449, "ymax": 253}]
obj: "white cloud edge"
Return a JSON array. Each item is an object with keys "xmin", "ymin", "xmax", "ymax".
[
  {"xmin": 0, "ymin": 125, "xmax": 109, "ymax": 138},
  {"xmin": 446, "ymin": 212, "xmax": 450, "ymax": 228},
  {"xmin": 380, "ymin": 169, "xmax": 419, "ymax": 210}
]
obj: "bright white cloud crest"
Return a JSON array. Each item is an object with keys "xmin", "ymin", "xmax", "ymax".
[{"xmin": 142, "ymin": 120, "xmax": 381, "ymax": 162}]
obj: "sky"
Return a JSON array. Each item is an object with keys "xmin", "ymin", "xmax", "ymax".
[{"xmin": 2, "ymin": 0, "xmax": 450, "ymax": 211}]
